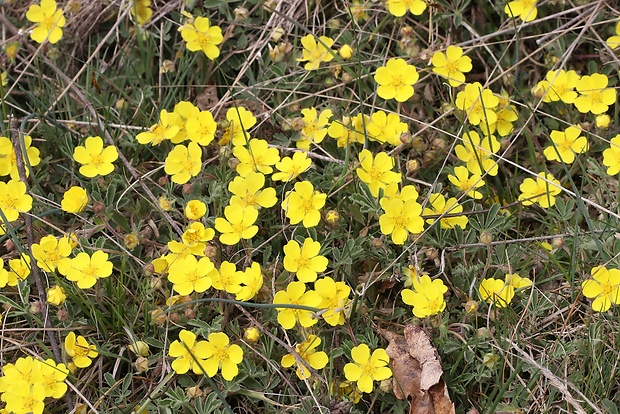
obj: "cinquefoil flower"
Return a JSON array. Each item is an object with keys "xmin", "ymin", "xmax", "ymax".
[
  {"xmin": 344, "ymin": 344, "xmax": 392, "ymax": 393},
  {"xmin": 281, "ymin": 335, "xmax": 329, "ymax": 380},
  {"xmin": 431, "ymin": 45, "xmax": 472, "ymax": 87},
  {"xmin": 26, "ymin": 0, "xmax": 66, "ymax": 44},
  {"xmin": 179, "ymin": 16, "xmax": 224, "ymax": 60},
  {"xmin": 297, "ymin": 34, "xmax": 335, "ymax": 71},
  {"xmin": 374, "ymin": 58, "xmax": 419, "ymax": 102},
  {"xmin": 582, "ymin": 266, "xmax": 620, "ymax": 312}
]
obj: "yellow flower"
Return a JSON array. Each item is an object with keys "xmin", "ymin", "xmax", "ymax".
[
  {"xmin": 47, "ymin": 285, "xmax": 66, "ymax": 306},
  {"xmin": 448, "ymin": 166, "xmax": 484, "ymax": 199},
  {"xmin": 65, "ymin": 331, "xmax": 98, "ymax": 368},
  {"xmin": 344, "ymin": 344, "xmax": 392, "ymax": 393},
  {"xmin": 423, "ymin": 193, "xmax": 468, "ymax": 230},
  {"xmin": 201, "ymin": 332, "xmax": 244, "ymax": 380},
  {"xmin": 228, "ymin": 171, "xmax": 277, "ymax": 209},
  {"xmin": 1, "ymin": 71, "xmax": 7, "ymax": 87},
  {"xmin": 0, "ymin": 180, "xmax": 33, "ymax": 222},
  {"xmin": 184, "ymin": 199, "xmax": 207, "ymax": 220},
  {"xmin": 168, "ymin": 330, "xmax": 211, "ymax": 375},
  {"xmin": 315, "ymin": 276, "xmax": 351, "ymax": 326},
  {"xmin": 504, "ymin": 0, "xmax": 537, "ymax": 22},
  {"xmin": 454, "ymin": 131, "xmax": 500, "ymax": 176},
  {"xmin": 158, "ymin": 195, "xmax": 174, "ymax": 211},
  {"xmin": 272, "ymin": 151, "xmax": 312, "ymax": 182},
  {"xmin": 582, "ymin": 266, "xmax": 620, "ymax": 312},
  {"xmin": 6, "ymin": 254, "xmax": 31, "ymax": 286},
  {"xmin": 606, "ymin": 21, "xmax": 620, "ymax": 50},
  {"xmin": 297, "ymin": 34, "xmax": 335, "ymax": 71},
  {"xmin": 356, "ymin": 149, "xmax": 402, "ymax": 197},
  {"xmin": 401, "ymin": 275, "xmax": 448, "ymax": 318},
  {"xmin": 366, "ymin": 110, "xmax": 408, "ymax": 146},
  {"xmin": 431, "ymin": 45, "xmax": 472, "ymax": 87},
  {"xmin": 26, "ymin": 0, "xmax": 66, "ymax": 44},
  {"xmin": 273, "ymin": 281, "xmax": 322, "ymax": 329},
  {"xmin": 297, "ymin": 107, "xmax": 332, "ymax": 150},
  {"xmin": 164, "ymin": 142, "xmax": 202, "ymax": 184},
  {"xmin": 235, "ymin": 262, "xmax": 264, "ymax": 301},
  {"xmin": 214, "ymin": 204, "xmax": 259, "ymax": 245},
  {"xmin": 131, "ymin": 0, "xmax": 153, "ymax": 26},
  {"xmin": 339, "ymin": 44, "xmax": 353, "ymax": 59},
  {"xmin": 379, "ymin": 198, "xmax": 424, "ymax": 245},
  {"xmin": 281, "ymin": 180, "xmax": 326, "ymax": 228},
  {"xmin": 574, "ymin": 73, "xmax": 617, "ymax": 115},
  {"xmin": 543, "ymin": 125, "xmax": 588, "ymax": 164},
  {"xmin": 479, "ymin": 273, "xmax": 532, "ymax": 308},
  {"xmin": 532, "ymin": 70, "xmax": 579, "ymax": 104},
  {"xmin": 219, "ymin": 107, "xmax": 256, "ymax": 146},
  {"xmin": 385, "ymin": 0, "xmax": 427, "ymax": 17},
  {"xmin": 211, "ymin": 261, "xmax": 242, "ymax": 294},
  {"xmin": 596, "ymin": 114, "xmax": 611, "ymax": 129},
  {"xmin": 244, "ymin": 327, "xmax": 260, "ymax": 342},
  {"xmin": 518, "ymin": 172, "xmax": 562, "ymax": 208},
  {"xmin": 603, "ymin": 134, "xmax": 620, "ymax": 176},
  {"xmin": 64, "ymin": 250, "xmax": 114, "ymax": 289},
  {"xmin": 283, "ymin": 238, "xmax": 328, "ymax": 283},
  {"xmin": 281, "ymin": 335, "xmax": 329, "ymax": 380},
  {"xmin": 167, "ymin": 255, "xmax": 215, "ymax": 295},
  {"xmin": 233, "ymin": 139, "xmax": 280, "ymax": 177},
  {"xmin": 374, "ymin": 58, "xmax": 419, "ymax": 102},
  {"xmin": 0, "ymin": 135, "xmax": 41, "ymax": 179},
  {"xmin": 73, "ymin": 136, "xmax": 118, "ymax": 178},
  {"xmin": 31, "ymin": 234, "xmax": 72, "ymax": 273},
  {"xmin": 179, "ymin": 16, "xmax": 224, "ymax": 60},
  {"xmin": 185, "ymin": 109, "xmax": 217, "ymax": 146},
  {"xmin": 61, "ymin": 186, "xmax": 89, "ymax": 213},
  {"xmin": 455, "ymin": 82, "xmax": 499, "ymax": 126},
  {"xmin": 136, "ymin": 109, "xmax": 180, "ymax": 146}
]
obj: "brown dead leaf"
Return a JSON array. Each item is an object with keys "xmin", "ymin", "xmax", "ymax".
[{"xmin": 384, "ymin": 324, "xmax": 455, "ymax": 414}]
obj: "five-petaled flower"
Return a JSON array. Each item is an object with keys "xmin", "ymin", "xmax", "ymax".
[
  {"xmin": 454, "ymin": 131, "xmax": 501, "ymax": 176},
  {"xmin": 164, "ymin": 142, "xmax": 203, "ymax": 184},
  {"xmin": 201, "ymin": 332, "xmax": 244, "ymax": 380},
  {"xmin": 532, "ymin": 70, "xmax": 580, "ymax": 104},
  {"xmin": 431, "ymin": 45, "xmax": 472, "ymax": 87},
  {"xmin": 136, "ymin": 109, "xmax": 180, "ymax": 146},
  {"xmin": 543, "ymin": 125, "xmax": 588, "ymax": 164},
  {"xmin": 228, "ymin": 171, "xmax": 277, "ymax": 210},
  {"xmin": 374, "ymin": 58, "xmax": 419, "ymax": 102},
  {"xmin": 233, "ymin": 139, "xmax": 280, "ymax": 177},
  {"xmin": 344, "ymin": 344, "xmax": 392, "ymax": 393},
  {"xmin": 283, "ymin": 238, "xmax": 329, "ymax": 283},
  {"xmin": 356, "ymin": 149, "xmax": 402, "ymax": 197},
  {"xmin": 65, "ymin": 331, "xmax": 98, "ymax": 368},
  {"xmin": 61, "ymin": 186, "xmax": 89, "ymax": 214},
  {"xmin": 603, "ymin": 134, "xmax": 620, "ymax": 176},
  {"xmin": 315, "ymin": 276, "xmax": 351, "ymax": 326},
  {"xmin": 448, "ymin": 166, "xmax": 485, "ymax": 199},
  {"xmin": 582, "ymin": 266, "xmax": 620, "ymax": 312},
  {"xmin": 273, "ymin": 281, "xmax": 322, "ymax": 329},
  {"xmin": 214, "ymin": 204, "xmax": 259, "ymax": 245},
  {"xmin": 180, "ymin": 16, "xmax": 224, "ymax": 60},
  {"xmin": 282, "ymin": 180, "xmax": 327, "ymax": 228},
  {"xmin": 73, "ymin": 136, "xmax": 119, "ymax": 178},
  {"xmin": 504, "ymin": 0, "xmax": 538, "ymax": 22},
  {"xmin": 423, "ymin": 193, "xmax": 468, "ymax": 230},
  {"xmin": 479, "ymin": 273, "xmax": 532, "ymax": 308},
  {"xmin": 401, "ymin": 275, "xmax": 448, "ymax": 318},
  {"xmin": 0, "ymin": 180, "xmax": 33, "ymax": 222},
  {"xmin": 281, "ymin": 335, "xmax": 329, "ymax": 380},
  {"xmin": 26, "ymin": 0, "xmax": 66, "ymax": 44},
  {"xmin": 63, "ymin": 250, "xmax": 114, "ymax": 289},
  {"xmin": 455, "ymin": 82, "xmax": 499, "ymax": 126},
  {"xmin": 31, "ymin": 234, "xmax": 72, "ymax": 273},
  {"xmin": 167, "ymin": 255, "xmax": 215, "ymax": 295},
  {"xmin": 518, "ymin": 172, "xmax": 562, "ymax": 208},
  {"xmin": 573, "ymin": 73, "xmax": 617, "ymax": 115},
  {"xmin": 272, "ymin": 152, "xmax": 312, "ymax": 182},
  {"xmin": 168, "ymin": 330, "xmax": 211, "ymax": 375},
  {"xmin": 220, "ymin": 107, "xmax": 257, "ymax": 146},
  {"xmin": 379, "ymin": 198, "xmax": 425, "ymax": 245},
  {"xmin": 297, "ymin": 107, "xmax": 333, "ymax": 150},
  {"xmin": 131, "ymin": 0, "xmax": 153, "ymax": 26},
  {"xmin": 297, "ymin": 34, "xmax": 335, "ymax": 71},
  {"xmin": 385, "ymin": 0, "xmax": 427, "ymax": 17}
]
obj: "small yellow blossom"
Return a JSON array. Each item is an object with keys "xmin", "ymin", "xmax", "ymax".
[
  {"xmin": 574, "ymin": 73, "xmax": 616, "ymax": 115},
  {"xmin": 65, "ymin": 331, "xmax": 98, "ymax": 368},
  {"xmin": 518, "ymin": 172, "xmax": 562, "ymax": 208},
  {"xmin": 184, "ymin": 199, "xmax": 207, "ymax": 220},
  {"xmin": 603, "ymin": 134, "xmax": 620, "ymax": 175},
  {"xmin": 582, "ymin": 266, "xmax": 620, "ymax": 312},
  {"xmin": 344, "ymin": 344, "xmax": 392, "ymax": 393},
  {"xmin": 281, "ymin": 335, "xmax": 329, "ymax": 380},
  {"xmin": 543, "ymin": 125, "xmax": 588, "ymax": 164},
  {"xmin": 131, "ymin": 0, "xmax": 153, "ymax": 26},
  {"xmin": 374, "ymin": 58, "xmax": 419, "ymax": 102},
  {"xmin": 386, "ymin": 0, "xmax": 427, "ymax": 17},
  {"xmin": 504, "ymin": 0, "xmax": 537, "ymax": 22},
  {"xmin": 61, "ymin": 186, "xmax": 89, "ymax": 213},
  {"xmin": 297, "ymin": 34, "xmax": 335, "ymax": 71},
  {"xmin": 73, "ymin": 136, "xmax": 118, "ymax": 178},
  {"xmin": 164, "ymin": 142, "xmax": 202, "ymax": 184},
  {"xmin": 431, "ymin": 46, "xmax": 472, "ymax": 87},
  {"xmin": 47, "ymin": 285, "xmax": 67, "ymax": 306},
  {"xmin": 179, "ymin": 16, "xmax": 224, "ymax": 60},
  {"xmin": 26, "ymin": 0, "xmax": 66, "ymax": 44}
]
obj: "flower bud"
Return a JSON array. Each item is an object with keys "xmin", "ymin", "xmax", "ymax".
[
  {"xmin": 244, "ymin": 327, "xmax": 260, "ymax": 342},
  {"xmin": 129, "ymin": 340, "xmax": 150, "ymax": 357},
  {"xmin": 134, "ymin": 357, "xmax": 149, "ymax": 373},
  {"xmin": 479, "ymin": 231, "xmax": 493, "ymax": 246}
]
